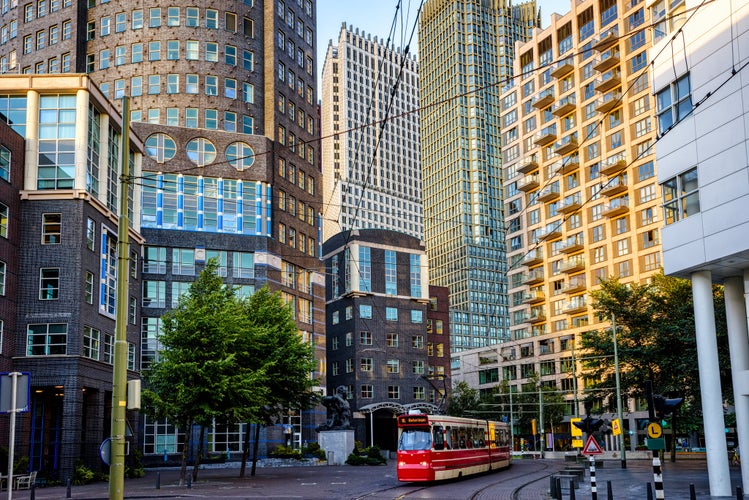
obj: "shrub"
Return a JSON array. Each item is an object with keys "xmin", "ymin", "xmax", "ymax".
[
  {"xmin": 269, "ymin": 445, "xmax": 303, "ymax": 460},
  {"xmin": 345, "ymin": 443, "xmax": 386, "ymax": 466},
  {"xmin": 126, "ymin": 449, "xmax": 145, "ymax": 479},
  {"xmin": 73, "ymin": 461, "xmax": 96, "ymax": 486},
  {"xmin": 302, "ymin": 442, "xmax": 327, "ymax": 460}
]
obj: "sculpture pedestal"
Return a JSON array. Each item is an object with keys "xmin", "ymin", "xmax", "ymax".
[{"xmin": 318, "ymin": 430, "xmax": 355, "ymax": 465}]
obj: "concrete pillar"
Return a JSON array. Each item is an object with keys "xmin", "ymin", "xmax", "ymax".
[
  {"xmin": 726, "ymin": 274, "xmax": 749, "ymax": 490},
  {"xmin": 691, "ymin": 270, "xmax": 731, "ymax": 496},
  {"xmin": 24, "ymin": 89, "xmax": 39, "ymax": 191},
  {"xmin": 74, "ymin": 88, "xmax": 89, "ymax": 191}
]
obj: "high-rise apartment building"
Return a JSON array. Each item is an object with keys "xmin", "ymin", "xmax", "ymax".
[
  {"xmin": 418, "ymin": 0, "xmax": 539, "ymax": 351},
  {"xmin": 451, "ymin": 0, "xmax": 661, "ymax": 450},
  {"xmin": 321, "ymin": 24, "xmax": 422, "ymax": 241},
  {"xmin": 0, "ymin": 0, "xmax": 325, "ymax": 477}
]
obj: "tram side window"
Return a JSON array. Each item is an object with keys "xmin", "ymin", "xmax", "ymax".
[
  {"xmin": 432, "ymin": 426, "xmax": 445, "ymax": 450},
  {"xmin": 444, "ymin": 427, "xmax": 453, "ymax": 449}
]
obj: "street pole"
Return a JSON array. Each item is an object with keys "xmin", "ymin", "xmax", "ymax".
[
  {"xmin": 572, "ymin": 344, "xmax": 579, "ymax": 416},
  {"xmin": 509, "ymin": 388, "xmax": 514, "ymax": 451},
  {"xmin": 612, "ymin": 313, "xmax": 627, "ymax": 469},
  {"xmin": 109, "ymin": 96, "xmax": 131, "ymax": 500},
  {"xmin": 539, "ymin": 387, "xmax": 544, "ymax": 459}
]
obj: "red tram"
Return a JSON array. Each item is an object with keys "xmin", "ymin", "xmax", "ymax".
[{"xmin": 396, "ymin": 413, "xmax": 512, "ymax": 482}]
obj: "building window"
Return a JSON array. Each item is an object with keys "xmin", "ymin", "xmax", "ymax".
[
  {"xmin": 42, "ymin": 213, "xmax": 61, "ymax": 244},
  {"xmin": 27, "ymin": 323, "xmax": 67, "ymax": 355},
  {"xmin": 656, "ymin": 74, "xmax": 692, "ymax": 134},
  {"xmin": 359, "ymin": 246, "xmax": 371, "ymax": 292},
  {"xmin": 412, "ymin": 361, "xmax": 425, "ymax": 374},
  {"xmin": 361, "ymin": 385, "xmax": 373, "ymax": 398},
  {"xmin": 360, "ymin": 357, "xmax": 373, "ymax": 372},
  {"xmin": 412, "ymin": 335, "xmax": 424, "ymax": 349},
  {"xmin": 413, "ymin": 387, "xmax": 425, "ymax": 400},
  {"xmin": 387, "ymin": 359, "xmax": 400, "ymax": 374},
  {"xmin": 411, "ymin": 310, "xmax": 423, "ymax": 323},
  {"xmin": 83, "ymin": 326, "xmax": 100, "ymax": 360},
  {"xmin": 39, "ymin": 268, "xmax": 59, "ymax": 299},
  {"xmin": 386, "ymin": 307, "xmax": 398, "ymax": 321},
  {"xmin": 85, "ymin": 271, "xmax": 94, "ymax": 304},
  {"xmin": 662, "ymin": 167, "xmax": 699, "ymax": 224},
  {"xmin": 386, "ymin": 333, "xmax": 399, "ymax": 347},
  {"xmin": 359, "ymin": 304, "xmax": 372, "ymax": 319},
  {"xmin": 388, "ymin": 386, "xmax": 400, "ymax": 399},
  {"xmin": 360, "ymin": 331, "xmax": 372, "ymax": 345}
]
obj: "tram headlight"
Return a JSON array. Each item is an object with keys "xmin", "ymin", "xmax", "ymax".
[
  {"xmin": 419, "ymin": 461, "xmax": 428, "ymax": 467},
  {"xmin": 398, "ymin": 461, "xmax": 406, "ymax": 466}
]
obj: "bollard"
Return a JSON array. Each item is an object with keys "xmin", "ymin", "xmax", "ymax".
[
  {"xmin": 738, "ymin": 486, "xmax": 744, "ymax": 500},
  {"xmin": 30, "ymin": 482, "xmax": 35, "ymax": 500},
  {"xmin": 652, "ymin": 455, "xmax": 664, "ymax": 500},
  {"xmin": 607, "ymin": 480, "xmax": 613, "ymax": 499},
  {"xmin": 556, "ymin": 477, "xmax": 562, "ymax": 500},
  {"xmin": 187, "ymin": 476, "xmax": 192, "ymax": 489},
  {"xmin": 327, "ymin": 451, "xmax": 334, "ymax": 465},
  {"xmin": 589, "ymin": 455, "xmax": 597, "ymax": 500},
  {"xmin": 647, "ymin": 482, "xmax": 653, "ymax": 500},
  {"xmin": 66, "ymin": 477, "xmax": 72, "ymax": 498},
  {"xmin": 156, "ymin": 471, "xmax": 161, "ymax": 489},
  {"xmin": 689, "ymin": 483, "xmax": 696, "ymax": 500},
  {"xmin": 569, "ymin": 479, "xmax": 576, "ymax": 500},
  {"xmin": 549, "ymin": 475, "xmax": 558, "ymax": 498}
]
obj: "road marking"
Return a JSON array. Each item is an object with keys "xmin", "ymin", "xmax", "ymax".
[
  {"xmin": 300, "ymin": 482, "xmax": 317, "ymax": 486},
  {"xmin": 331, "ymin": 482, "xmax": 347, "ymax": 485}
]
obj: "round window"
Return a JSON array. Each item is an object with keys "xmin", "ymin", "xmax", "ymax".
[
  {"xmin": 145, "ymin": 133, "xmax": 177, "ymax": 163},
  {"xmin": 186, "ymin": 138, "xmax": 217, "ymax": 166},
  {"xmin": 226, "ymin": 142, "xmax": 255, "ymax": 171}
]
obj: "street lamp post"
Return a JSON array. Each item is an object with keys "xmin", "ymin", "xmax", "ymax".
[
  {"xmin": 509, "ymin": 388, "xmax": 514, "ymax": 451},
  {"xmin": 612, "ymin": 312, "xmax": 627, "ymax": 469}
]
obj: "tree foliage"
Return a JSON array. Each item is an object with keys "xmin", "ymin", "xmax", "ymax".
[
  {"xmin": 580, "ymin": 273, "xmax": 730, "ymax": 430},
  {"xmin": 141, "ymin": 259, "xmax": 317, "ymax": 483}
]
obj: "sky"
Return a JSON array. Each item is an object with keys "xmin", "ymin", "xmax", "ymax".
[{"xmin": 316, "ymin": 0, "xmax": 574, "ymax": 62}]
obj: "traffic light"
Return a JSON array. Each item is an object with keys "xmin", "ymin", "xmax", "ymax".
[
  {"xmin": 572, "ymin": 416, "xmax": 605, "ymax": 434},
  {"xmin": 653, "ymin": 395, "xmax": 684, "ymax": 418}
]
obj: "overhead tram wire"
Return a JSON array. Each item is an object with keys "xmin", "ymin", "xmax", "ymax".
[{"xmin": 126, "ymin": 3, "xmax": 707, "ymax": 191}]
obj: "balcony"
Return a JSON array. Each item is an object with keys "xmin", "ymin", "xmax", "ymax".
[
  {"xmin": 522, "ymin": 248, "xmax": 544, "ymax": 266},
  {"xmin": 600, "ymin": 175, "xmax": 628, "ymax": 197},
  {"xmin": 561, "ymin": 256, "xmax": 585, "ymax": 273},
  {"xmin": 518, "ymin": 174, "xmax": 540, "ymax": 192},
  {"xmin": 551, "ymin": 57, "xmax": 575, "ymax": 78},
  {"xmin": 534, "ymin": 125, "xmax": 557, "ymax": 146},
  {"xmin": 595, "ymin": 90, "xmax": 623, "ymax": 114},
  {"xmin": 523, "ymin": 290, "xmax": 546, "ymax": 304},
  {"xmin": 558, "ymin": 193, "xmax": 582, "ymax": 214},
  {"xmin": 602, "ymin": 196, "xmax": 629, "ymax": 217},
  {"xmin": 551, "ymin": 154, "xmax": 580, "ymax": 176},
  {"xmin": 592, "ymin": 26, "xmax": 619, "ymax": 52},
  {"xmin": 522, "ymin": 267, "xmax": 545, "ymax": 285},
  {"xmin": 529, "ymin": 309, "xmax": 547, "ymax": 323},
  {"xmin": 555, "ymin": 133, "xmax": 579, "ymax": 155},
  {"xmin": 537, "ymin": 183, "xmax": 560, "ymax": 202},
  {"xmin": 595, "ymin": 68, "xmax": 622, "ymax": 93},
  {"xmin": 552, "ymin": 93, "xmax": 577, "ymax": 117},
  {"xmin": 532, "ymin": 87, "xmax": 555, "ymax": 109},
  {"xmin": 560, "ymin": 234, "xmax": 584, "ymax": 254},
  {"xmin": 565, "ymin": 296, "xmax": 588, "ymax": 314},
  {"xmin": 563, "ymin": 275, "xmax": 587, "ymax": 293},
  {"xmin": 536, "ymin": 223, "xmax": 563, "ymax": 241},
  {"xmin": 600, "ymin": 151, "xmax": 627, "ymax": 176},
  {"xmin": 593, "ymin": 47, "xmax": 620, "ymax": 72},
  {"xmin": 517, "ymin": 154, "xmax": 539, "ymax": 174}
]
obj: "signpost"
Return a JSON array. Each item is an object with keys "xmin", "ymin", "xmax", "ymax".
[{"xmin": 1, "ymin": 372, "xmax": 31, "ymax": 500}]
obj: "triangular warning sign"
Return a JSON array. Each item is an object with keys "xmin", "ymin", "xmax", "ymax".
[{"xmin": 582, "ymin": 435, "xmax": 604, "ymax": 455}]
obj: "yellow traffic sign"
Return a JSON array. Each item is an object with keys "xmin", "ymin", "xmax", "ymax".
[
  {"xmin": 572, "ymin": 439, "xmax": 583, "ymax": 448},
  {"xmin": 570, "ymin": 418, "xmax": 582, "ymax": 437},
  {"xmin": 648, "ymin": 422, "xmax": 662, "ymax": 439},
  {"xmin": 612, "ymin": 418, "xmax": 622, "ymax": 436}
]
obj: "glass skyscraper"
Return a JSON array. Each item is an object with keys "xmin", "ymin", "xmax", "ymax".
[{"xmin": 419, "ymin": 0, "xmax": 539, "ymax": 351}]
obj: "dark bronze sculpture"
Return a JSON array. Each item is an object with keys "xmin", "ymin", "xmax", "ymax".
[{"xmin": 316, "ymin": 386, "xmax": 352, "ymax": 431}]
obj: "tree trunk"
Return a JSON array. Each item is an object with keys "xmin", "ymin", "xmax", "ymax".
[
  {"xmin": 240, "ymin": 422, "xmax": 251, "ymax": 478},
  {"xmin": 179, "ymin": 417, "xmax": 193, "ymax": 487},
  {"xmin": 251, "ymin": 423, "xmax": 261, "ymax": 476},
  {"xmin": 192, "ymin": 425, "xmax": 205, "ymax": 481}
]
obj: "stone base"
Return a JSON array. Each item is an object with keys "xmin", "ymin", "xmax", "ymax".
[{"xmin": 318, "ymin": 430, "xmax": 355, "ymax": 466}]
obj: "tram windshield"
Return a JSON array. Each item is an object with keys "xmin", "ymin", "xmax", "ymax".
[{"xmin": 398, "ymin": 428, "xmax": 432, "ymax": 451}]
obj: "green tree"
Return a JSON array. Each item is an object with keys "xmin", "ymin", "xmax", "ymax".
[{"xmin": 447, "ymin": 381, "xmax": 481, "ymax": 417}]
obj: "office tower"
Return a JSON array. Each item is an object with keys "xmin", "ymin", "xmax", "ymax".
[
  {"xmin": 450, "ymin": 0, "xmax": 662, "ymax": 448},
  {"xmin": 652, "ymin": 0, "xmax": 747, "ymax": 493},
  {"xmin": 322, "ymin": 229, "xmax": 449, "ymax": 449},
  {"xmin": 321, "ymin": 24, "xmax": 422, "ymax": 242},
  {"xmin": 419, "ymin": 0, "xmax": 539, "ymax": 351},
  {"xmin": 0, "ymin": 0, "xmax": 325, "ymax": 476}
]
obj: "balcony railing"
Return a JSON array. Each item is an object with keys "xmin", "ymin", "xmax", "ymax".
[
  {"xmin": 529, "ymin": 309, "xmax": 547, "ymax": 323},
  {"xmin": 592, "ymin": 25, "xmax": 619, "ymax": 51},
  {"xmin": 558, "ymin": 193, "xmax": 582, "ymax": 214},
  {"xmin": 517, "ymin": 154, "xmax": 539, "ymax": 174},
  {"xmin": 523, "ymin": 290, "xmax": 546, "ymax": 304},
  {"xmin": 563, "ymin": 275, "xmax": 587, "ymax": 293},
  {"xmin": 551, "ymin": 154, "xmax": 580, "ymax": 175},
  {"xmin": 536, "ymin": 223, "xmax": 563, "ymax": 241},
  {"xmin": 522, "ymin": 248, "xmax": 544, "ymax": 266},
  {"xmin": 596, "ymin": 89, "xmax": 623, "ymax": 113},
  {"xmin": 595, "ymin": 68, "xmax": 622, "ymax": 93},
  {"xmin": 560, "ymin": 234, "xmax": 584, "ymax": 254},
  {"xmin": 561, "ymin": 256, "xmax": 586, "ymax": 273},
  {"xmin": 600, "ymin": 151, "xmax": 627, "ymax": 175},
  {"xmin": 600, "ymin": 175, "xmax": 628, "ymax": 197},
  {"xmin": 602, "ymin": 196, "xmax": 629, "ymax": 217},
  {"xmin": 552, "ymin": 93, "xmax": 577, "ymax": 117},
  {"xmin": 537, "ymin": 183, "xmax": 561, "ymax": 202},
  {"xmin": 532, "ymin": 87, "xmax": 555, "ymax": 109},
  {"xmin": 522, "ymin": 267, "xmax": 545, "ymax": 285},
  {"xmin": 555, "ymin": 133, "xmax": 579, "ymax": 155},
  {"xmin": 565, "ymin": 296, "xmax": 587, "ymax": 314},
  {"xmin": 550, "ymin": 57, "xmax": 575, "ymax": 78},
  {"xmin": 534, "ymin": 125, "xmax": 557, "ymax": 146},
  {"xmin": 593, "ymin": 47, "xmax": 620, "ymax": 72},
  {"xmin": 518, "ymin": 174, "xmax": 540, "ymax": 192}
]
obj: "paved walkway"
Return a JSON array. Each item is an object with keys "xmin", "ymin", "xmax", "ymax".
[{"xmin": 4, "ymin": 458, "xmax": 746, "ymax": 499}]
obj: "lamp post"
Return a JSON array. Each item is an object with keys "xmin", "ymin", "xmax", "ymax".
[
  {"xmin": 612, "ymin": 312, "xmax": 627, "ymax": 469},
  {"xmin": 509, "ymin": 388, "xmax": 514, "ymax": 451}
]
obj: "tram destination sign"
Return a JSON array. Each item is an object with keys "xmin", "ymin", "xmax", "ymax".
[{"xmin": 399, "ymin": 415, "xmax": 429, "ymax": 425}]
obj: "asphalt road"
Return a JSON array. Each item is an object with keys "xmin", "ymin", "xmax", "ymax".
[{"xmin": 4, "ymin": 458, "xmax": 746, "ymax": 499}]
